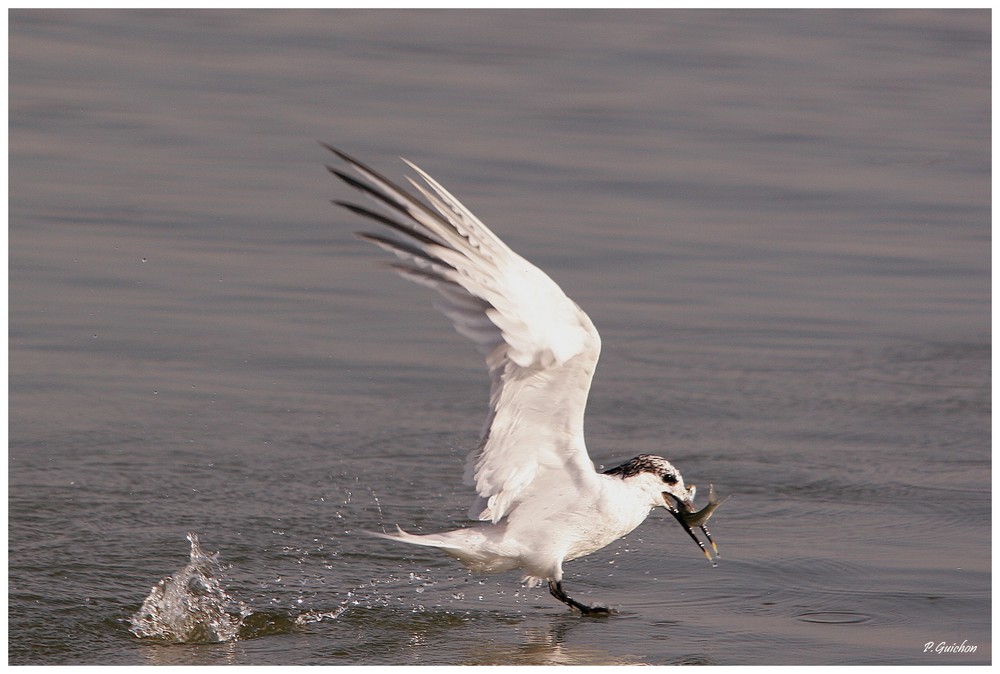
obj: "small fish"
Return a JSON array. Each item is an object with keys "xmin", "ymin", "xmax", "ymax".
[
  {"xmin": 680, "ymin": 483, "xmax": 729, "ymax": 528},
  {"xmin": 668, "ymin": 484, "xmax": 729, "ymax": 563}
]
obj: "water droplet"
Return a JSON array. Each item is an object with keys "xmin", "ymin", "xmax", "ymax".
[{"xmin": 129, "ymin": 533, "xmax": 248, "ymax": 643}]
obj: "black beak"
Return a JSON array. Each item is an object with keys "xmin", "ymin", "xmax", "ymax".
[{"xmin": 665, "ymin": 494, "xmax": 719, "ymax": 563}]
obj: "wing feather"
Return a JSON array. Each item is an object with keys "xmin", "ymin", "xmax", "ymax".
[{"xmin": 326, "ymin": 144, "xmax": 602, "ymax": 523}]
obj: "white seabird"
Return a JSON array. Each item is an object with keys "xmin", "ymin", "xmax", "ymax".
[{"xmin": 324, "ymin": 144, "xmax": 725, "ymax": 614}]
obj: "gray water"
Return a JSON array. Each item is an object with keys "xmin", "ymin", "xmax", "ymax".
[{"xmin": 8, "ymin": 9, "xmax": 990, "ymax": 666}]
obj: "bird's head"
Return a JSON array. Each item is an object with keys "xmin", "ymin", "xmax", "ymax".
[
  {"xmin": 604, "ymin": 454, "xmax": 694, "ymax": 507},
  {"xmin": 604, "ymin": 454, "xmax": 722, "ymax": 562}
]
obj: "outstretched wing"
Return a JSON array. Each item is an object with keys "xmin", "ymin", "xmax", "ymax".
[{"xmin": 325, "ymin": 144, "xmax": 602, "ymax": 523}]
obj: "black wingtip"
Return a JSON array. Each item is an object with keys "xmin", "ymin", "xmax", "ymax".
[
  {"xmin": 319, "ymin": 142, "xmax": 368, "ymax": 172},
  {"xmin": 318, "ymin": 141, "xmax": 348, "ymax": 161},
  {"xmin": 335, "ymin": 200, "xmax": 442, "ymax": 247},
  {"xmin": 329, "ymin": 168, "xmax": 370, "ymax": 193}
]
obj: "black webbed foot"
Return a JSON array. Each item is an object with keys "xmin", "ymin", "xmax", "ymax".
[{"xmin": 548, "ymin": 580, "xmax": 613, "ymax": 616}]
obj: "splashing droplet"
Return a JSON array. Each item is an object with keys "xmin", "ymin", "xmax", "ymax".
[{"xmin": 129, "ymin": 533, "xmax": 250, "ymax": 643}]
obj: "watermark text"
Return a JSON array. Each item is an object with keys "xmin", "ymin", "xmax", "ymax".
[{"xmin": 923, "ymin": 640, "xmax": 977, "ymax": 655}]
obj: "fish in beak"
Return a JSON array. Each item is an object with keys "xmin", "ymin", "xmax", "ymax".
[{"xmin": 664, "ymin": 484, "xmax": 728, "ymax": 563}]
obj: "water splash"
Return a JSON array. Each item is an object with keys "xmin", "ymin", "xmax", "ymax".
[
  {"xmin": 130, "ymin": 533, "xmax": 350, "ymax": 644},
  {"xmin": 129, "ymin": 533, "xmax": 251, "ymax": 643}
]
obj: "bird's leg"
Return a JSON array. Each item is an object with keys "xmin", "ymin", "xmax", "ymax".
[{"xmin": 548, "ymin": 580, "xmax": 611, "ymax": 616}]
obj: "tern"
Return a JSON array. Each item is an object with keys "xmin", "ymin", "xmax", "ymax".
[{"xmin": 324, "ymin": 144, "xmax": 725, "ymax": 614}]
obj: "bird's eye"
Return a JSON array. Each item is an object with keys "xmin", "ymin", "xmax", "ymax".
[{"xmin": 661, "ymin": 473, "xmax": 677, "ymax": 485}]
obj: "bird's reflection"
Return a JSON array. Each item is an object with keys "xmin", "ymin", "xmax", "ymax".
[{"xmin": 460, "ymin": 614, "xmax": 649, "ymax": 666}]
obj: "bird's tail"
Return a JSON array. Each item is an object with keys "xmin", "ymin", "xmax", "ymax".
[
  {"xmin": 365, "ymin": 525, "xmax": 518, "ymax": 575},
  {"xmin": 365, "ymin": 525, "xmax": 461, "ymax": 549}
]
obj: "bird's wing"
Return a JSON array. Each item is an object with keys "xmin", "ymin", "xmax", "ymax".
[{"xmin": 325, "ymin": 144, "xmax": 603, "ymax": 523}]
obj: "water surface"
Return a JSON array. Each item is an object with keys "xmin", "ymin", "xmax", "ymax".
[{"xmin": 9, "ymin": 9, "xmax": 990, "ymax": 665}]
